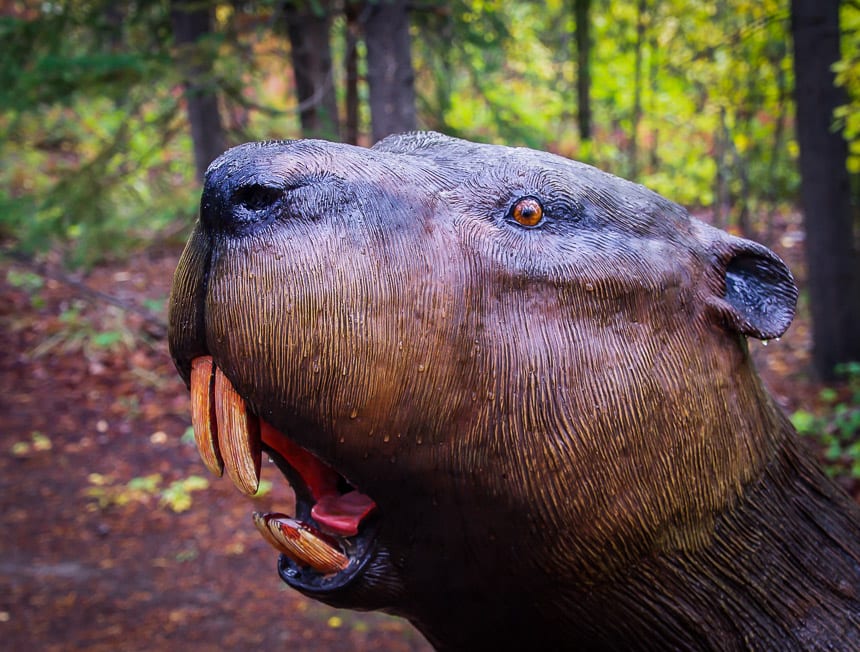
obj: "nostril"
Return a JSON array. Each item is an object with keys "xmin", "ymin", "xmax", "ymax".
[{"xmin": 232, "ymin": 184, "xmax": 283, "ymax": 212}]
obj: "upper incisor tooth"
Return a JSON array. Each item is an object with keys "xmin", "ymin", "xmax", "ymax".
[
  {"xmin": 190, "ymin": 356, "xmax": 223, "ymax": 476},
  {"xmin": 214, "ymin": 368, "xmax": 261, "ymax": 495}
]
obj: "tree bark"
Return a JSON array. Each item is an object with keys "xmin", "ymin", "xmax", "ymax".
[
  {"xmin": 170, "ymin": 0, "xmax": 227, "ymax": 182},
  {"xmin": 283, "ymin": 0, "xmax": 340, "ymax": 140},
  {"xmin": 574, "ymin": 0, "xmax": 592, "ymax": 141},
  {"xmin": 629, "ymin": 0, "xmax": 646, "ymax": 179},
  {"xmin": 791, "ymin": 0, "xmax": 860, "ymax": 379},
  {"xmin": 344, "ymin": 2, "xmax": 361, "ymax": 145},
  {"xmin": 363, "ymin": 0, "xmax": 417, "ymax": 142}
]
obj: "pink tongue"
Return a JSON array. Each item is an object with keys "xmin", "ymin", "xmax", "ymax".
[
  {"xmin": 311, "ymin": 491, "xmax": 377, "ymax": 537},
  {"xmin": 260, "ymin": 420, "xmax": 377, "ymax": 537}
]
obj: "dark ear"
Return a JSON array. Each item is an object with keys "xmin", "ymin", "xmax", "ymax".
[{"xmin": 706, "ymin": 238, "xmax": 798, "ymax": 340}]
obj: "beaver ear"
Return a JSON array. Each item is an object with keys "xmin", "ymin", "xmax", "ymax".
[{"xmin": 705, "ymin": 236, "xmax": 798, "ymax": 340}]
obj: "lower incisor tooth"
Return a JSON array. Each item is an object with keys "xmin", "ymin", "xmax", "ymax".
[
  {"xmin": 214, "ymin": 368, "xmax": 261, "ymax": 495},
  {"xmin": 253, "ymin": 512, "xmax": 349, "ymax": 574},
  {"xmin": 190, "ymin": 356, "xmax": 223, "ymax": 476}
]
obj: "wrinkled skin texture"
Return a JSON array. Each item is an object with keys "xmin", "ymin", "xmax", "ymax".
[{"xmin": 169, "ymin": 133, "xmax": 860, "ymax": 650}]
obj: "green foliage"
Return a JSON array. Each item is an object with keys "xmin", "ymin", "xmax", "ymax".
[
  {"xmin": 410, "ymin": 0, "xmax": 803, "ymax": 223},
  {"xmin": 5, "ymin": 268, "xmax": 46, "ymax": 308},
  {"xmin": 792, "ymin": 362, "xmax": 860, "ymax": 480},
  {"xmin": 28, "ymin": 301, "xmax": 136, "ymax": 359},
  {"xmin": 10, "ymin": 431, "xmax": 53, "ymax": 457},
  {"xmin": 86, "ymin": 471, "xmax": 212, "ymax": 513},
  {"xmin": 161, "ymin": 475, "xmax": 211, "ymax": 512},
  {"xmin": 0, "ymin": 2, "xmax": 197, "ymax": 266},
  {"xmin": 834, "ymin": 2, "xmax": 860, "ymax": 173},
  {"xmin": 2, "ymin": 0, "xmax": 857, "ymax": 267}
]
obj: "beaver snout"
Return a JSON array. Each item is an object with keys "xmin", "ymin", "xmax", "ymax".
[{"xmin": 198, "ymin": 141, "xmax": 302, "ymax": 235}]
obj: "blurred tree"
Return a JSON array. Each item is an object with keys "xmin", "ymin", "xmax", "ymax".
[
  {"xmin": 2, "ymin": 0, "xmax": 857, "ymax": 280},
  {"xmin": 170, "ymin": 0, "xmax": 226, "ymax": 181},
  {"xmin": 344, "ymin": 1, "xmax": 362, "ymax": 144},
  {"xmin": 281, "ymin": 0, "xmax": 340, "ymax": 139},
  {"xmin": 0, "ymin": 1, "xmax": 190, "ymax": 265},
  {"xmin": 791, "ymin": 0, "xmax": 860, "ymax": 379},
  {"xmin": 362, "ymin": 0, "xmax": 416, "ymax": 141},
  {"xmin": 573, "ymin": 0, "xmax": 592, "ymax": 141},
  {"xmin": 629, "ymin": 0, "xmax": 648, "ymax": 178},
  {"xmin": 834, "ymin": 3, "xmax": 860, "ymax": 173}
]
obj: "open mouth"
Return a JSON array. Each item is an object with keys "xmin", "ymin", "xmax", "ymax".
[{"xmin": 188, "ymin": 355, "xmax": 378, "ymax": 591}]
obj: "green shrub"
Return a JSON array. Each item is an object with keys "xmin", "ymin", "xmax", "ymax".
[{"xmin": 792, "ymin": 362, "xmax": 860, "ymax": 480}]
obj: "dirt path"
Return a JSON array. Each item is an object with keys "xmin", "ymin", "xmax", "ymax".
[{"xmin": 0, "ymin": 249, "xmax": 430, "ymax": 651}]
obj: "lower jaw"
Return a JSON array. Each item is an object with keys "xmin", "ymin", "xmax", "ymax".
[
  {"xmin": 260, "ymin": 446, "xmax": 380, "ymax": 591},
  {"xmin": 276, "ymin": 533, "xmax": 377, "ymax": 593}
]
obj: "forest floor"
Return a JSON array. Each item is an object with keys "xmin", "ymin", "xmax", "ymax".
[{"xmin": 0, "ymin": 211, "xmax": 856, "ymax": 651}]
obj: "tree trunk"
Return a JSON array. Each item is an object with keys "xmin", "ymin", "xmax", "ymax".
[
  {"xmin": 363, "ymin": 0, "xmax": 417, "ymax": 142},
  {"xmin": 629, "ymin": 0, "xmax": 647, "ymax": 179},
  {"xmin": 714, "ymin": 106, "xmax": 729, "ymax": 229},
  {"xmin": 170, "ymin": 0, "xmax": 227, "ymax": 183},
  {"xmin": 574, "ymin": 0, "xmax": 592, "ymax": 141},
  {"xmin": 765, "ymin": 40, "xmax": 789, "ymax": 241},
  {"xmin": 344, "ymin": 2, "xmax": 361, "ymax": 145},
  {"xmin": 283, "ymin": 0, "xmax": 340, "ymax": 140},
  {"xmin": 791, "ymin": 0, "xmax": 860, "ymax": 379},
  {"xmin": 647, "ymin": 27, "xmax": 659, "ymax": 173}
]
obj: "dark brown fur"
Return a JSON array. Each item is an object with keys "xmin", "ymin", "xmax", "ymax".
[{"xmin": 169, "ymin": 132, "xmax": 860, "ymax": 650}]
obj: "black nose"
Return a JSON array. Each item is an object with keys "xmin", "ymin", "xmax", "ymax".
[{"xmin": 199, "ymin": 141, "xmax": 293, "ymax": 235}]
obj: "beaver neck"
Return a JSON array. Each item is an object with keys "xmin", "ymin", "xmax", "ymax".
[
  {"xmin": 408, "ymin": 429, "xmax": 860, "ymax": 651},
  {"xmin": 572, "ymin": 434, "xmax": 860, "ymax": 650}
]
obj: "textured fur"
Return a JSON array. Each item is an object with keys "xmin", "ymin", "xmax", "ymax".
[{"xmin": 170, "ymin": 132, "xmax": 860, "ymax": 650}]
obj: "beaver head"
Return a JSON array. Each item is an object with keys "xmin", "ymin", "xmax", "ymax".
[{"xmin": 169, "ymin": 132, "xmax": 859, "ymax": 649}]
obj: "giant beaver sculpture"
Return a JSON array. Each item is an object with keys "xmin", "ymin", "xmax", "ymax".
[{"xmin": 169, "ymin": 132, "xmax": 860, "ymax": 650}]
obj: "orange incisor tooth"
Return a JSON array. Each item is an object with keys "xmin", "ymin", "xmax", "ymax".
[
  {"xmin": 190, "ymin": 356, "xmax": 223, "ymax": 476},
  {"xmin": 214, "ymin": 367, "xmax": 261, "ymax": 496},
  {"xmin": 252, "ymin": 513, "xmax": 349, "ymax": 574}
]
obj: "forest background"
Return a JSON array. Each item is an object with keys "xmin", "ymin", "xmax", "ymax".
[
  {"xmin": 1, "ymin": 1, "xmax": 859, "ymax": 649},
  {"xmin": 3, "ymin": 0, "xmax": 860, "ymax": 374}
]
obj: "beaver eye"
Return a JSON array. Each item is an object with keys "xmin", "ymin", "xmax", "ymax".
[{"xmin": 509, "ymin": 197, "xmax": 544, "ymax": 228}]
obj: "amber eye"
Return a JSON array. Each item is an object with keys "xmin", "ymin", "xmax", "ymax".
[{"xmin": 510, "ymin": 197, "xmax": 544, "ymax": 227}]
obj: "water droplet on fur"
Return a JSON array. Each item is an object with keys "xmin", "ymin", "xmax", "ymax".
[
  {"xmin": 312, "ymin": 363, "xmax": 321, "ymax": 373},
  {"xmin": 416, "ymin": 436, "xmax": 423, "ymax": 445},
  {"xmin": 398, "ymin": 340, "xmax": 403, "ymax": 351},
  {"xmin": 349, "ymin": 408, "xmax": 358, "ymax": 419},
  {"xmin": 417, "ymin": 363, "xmax": 426, "ymax": 373},
  {"xmin": 383, "ymin": 434, "xmax": 390, "ymax": 443},
  {"xmin": 762, "ymin": 340, "xmax": 769, "ymax": 347}
]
